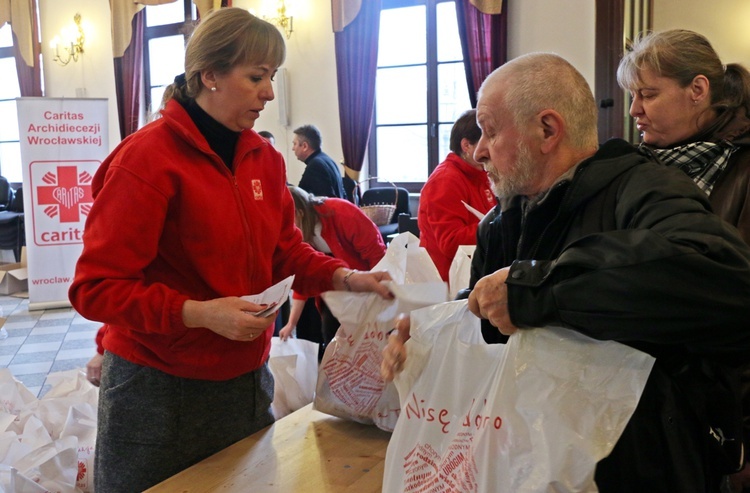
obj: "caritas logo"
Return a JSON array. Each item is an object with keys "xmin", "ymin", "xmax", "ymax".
[{"xmin": 30, "ymin": 161, "xmax": 98, "ymax": 247}]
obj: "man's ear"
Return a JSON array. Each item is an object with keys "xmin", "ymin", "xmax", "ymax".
[{"xmin": 538, "ymin": 110, "xmax": 564, "ymax": 154}]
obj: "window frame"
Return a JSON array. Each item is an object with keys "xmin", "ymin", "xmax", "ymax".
[
  {"xmin": 143, "ymin": 0, "xmax": 197, "ymax": 117},
  {"xmin": 369, "ymin": 0, "xmax": 466, "ymax": 193},
  {"xmin": 0, "ymin": 34, "xmax": 22, "ymax": 184}
]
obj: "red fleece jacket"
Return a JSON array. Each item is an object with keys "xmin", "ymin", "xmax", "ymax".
[
  {"xmin": 418, "ymin": 152, "xmax": 497, "ymax": 281},
  {"xmin": 71, "ymin": 100, "xmax": 345, "ymax": 380},
  {"xmin": 292, "ymin": 198, "xmax": 386, "ymax": 301}
]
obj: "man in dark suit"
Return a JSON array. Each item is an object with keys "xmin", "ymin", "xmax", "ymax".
[{"xmin": 292, "ymin": 124, "xmax": 346, "ymax": 199}]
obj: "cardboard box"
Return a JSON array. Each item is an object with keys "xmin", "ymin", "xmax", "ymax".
[{"xmin": 0, "ymin": 248, "xmax": 28, "ymax": 295}]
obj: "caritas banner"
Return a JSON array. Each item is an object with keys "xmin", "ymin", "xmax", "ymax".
[{"xmin": 16, "ymin": 98, "xmax": 108, "ymax": 310}]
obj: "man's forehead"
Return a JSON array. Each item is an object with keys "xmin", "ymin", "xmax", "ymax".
[{"xmin": 477, "ymin": 86, "xmax": 504, "ymax": 120}]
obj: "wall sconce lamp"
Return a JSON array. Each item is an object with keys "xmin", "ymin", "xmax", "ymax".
[
  {"xmin": 264, "ymin": 0, "xmax": 294, "ymax": 39},
  {"xmin": 50, "ymin": 13, "xmax": 85, "ymax": 66}
]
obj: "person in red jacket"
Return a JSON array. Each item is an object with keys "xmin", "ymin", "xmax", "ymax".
[
  {"xmin": 418, "ymin": 109, "xmax": 498, "ymax": 282},
  {"xmin": 68, "ymin": 9, "xmax": 391, "ymax": 493},
  {"xmin": 280, "ymin": 186, "xmax": 387, "ymax": 351}
]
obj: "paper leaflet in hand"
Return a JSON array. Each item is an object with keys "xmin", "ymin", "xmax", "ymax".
[
  {"xmin": 315, "ymin": 232, "xmax": 448, "ymax": 431},
  {"xmin": 241, "ymin": 275, "xmax": 294, "ymax": 317}
]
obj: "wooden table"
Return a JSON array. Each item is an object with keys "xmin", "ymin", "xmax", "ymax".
[{"xmin": 145, "ymin": 404, "xmax": 392, "ymax": 493}]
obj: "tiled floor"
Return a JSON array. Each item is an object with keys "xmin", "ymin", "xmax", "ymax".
[{"xmin": 0, "ymin": 294, "xmax": 100, "ymax": 397}]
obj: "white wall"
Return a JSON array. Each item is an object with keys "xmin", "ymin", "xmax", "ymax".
[
  {"xmin": 507, "ymin": 0, "xmax": 595, "ymax": 90},
  {"xmin": 40, "ymin": 0, "xmax": 121, "ymax": 153},
  {"xmin": 653, "ymin": 0, "xmax": 750, "ymax": 68},
  {"xmin": 235, "ymin": 0, "xmax": 342, "ymax": 186}
]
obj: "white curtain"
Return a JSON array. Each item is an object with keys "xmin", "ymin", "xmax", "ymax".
[
  {"xmin": 331, "ymin": 0, "xmax": 361, "ymax": 33},
  {"xmin": 0, "ymin": 0, "xmax": 34, "ymax": 66},
  {"xmin": 110, "ymin": 0, "xmax": 222, "ymax": 57},
  {"xmin": 469, "ymin": 0, "xmax": 503, "ymax": 14}
]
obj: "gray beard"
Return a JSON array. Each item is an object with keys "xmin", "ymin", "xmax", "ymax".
[{"xmin": 489, "ymin": 141, "xmax": 537, "ymax": 199}]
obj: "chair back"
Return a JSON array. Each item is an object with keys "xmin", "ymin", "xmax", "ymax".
[
  {"xmin": 361, "ymin": 186, "xmax": 411, "ymax": 225},
  {"xmin": 397, "ymin": 213, "xmax": 420, "ymax": 237},
  {"xmin": 0, "ymin": 177, "xmax": 12, "ymax": 212}
]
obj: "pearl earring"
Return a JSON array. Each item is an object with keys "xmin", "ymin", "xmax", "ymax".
[{"xmin": 211, "ymin": 87, "xmax": 217, "ymax": 92}]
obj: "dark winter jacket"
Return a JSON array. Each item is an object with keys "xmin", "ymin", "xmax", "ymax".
[
  {"xmin": 469, "ymin": 138, "xmax": 750, "ymax": 492},
  {"xmin": 298, "ymin": 150, "xmax": 346, "ymax": 199}
]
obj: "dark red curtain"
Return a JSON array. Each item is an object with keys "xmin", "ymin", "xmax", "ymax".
[
  {"xmin": 13, "ymin": 0, "xmax": 42, "ymax": 97},
  {"xmin": 455, "ymin": 0, "xmax": 508, "ymax": 108},
  {"xmin": 334, "ymin": 0, "xmax": 382, "ymax": 179},
  {"xmin": 113, "ymin": 10, "xmax": 144, "ymax": 140}
]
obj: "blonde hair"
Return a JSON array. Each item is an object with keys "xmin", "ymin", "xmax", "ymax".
[
  {"xmin": 617, "ymin": 29, "xmax": 750, "ymax": 130},
  {"xmin": 288, "ymin": 186, "xmax": 325, "ymax": 243},
  {"xmin": 484, "ymin": 53, "xmax": 598, "ymax": 150},
  {"xmin": 161, "ymin": 7, "xmax": 286, "ymax": 108}
]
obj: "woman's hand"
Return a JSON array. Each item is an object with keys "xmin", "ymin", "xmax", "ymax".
[
  {"xmin": 333, "ymin": 268, "xmax": 394, "ymax": 299},
  {"xmin": 182, "ymin": 297, "xmax": 277, "ymax": 341},
  {"xmin": 381, "ymin": 313, "xmax": 410, "ymax": 382},
  {"xmin": 86, "ymin": 353, "xmax": 103, "ymax": 387},
  {"xmin": 279, "ymin": 323, "xmax": 294, "ymax": 341}
]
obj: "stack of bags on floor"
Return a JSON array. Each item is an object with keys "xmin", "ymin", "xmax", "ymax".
[{"xmin": 0, "ymin": 368, "xmax": 97, "ymax": 493}]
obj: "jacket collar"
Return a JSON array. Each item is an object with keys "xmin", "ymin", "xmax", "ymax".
[
  {"xmin": 160, "ymin": 99, "xmax": 266, "ymax": 164},
  {"xmin": 497, "ymin": 138, "xmax": 646, "ymax": 215},
  {"xmin": 445, "ymin": 152, "xmax": 489, "ymax": 180}
]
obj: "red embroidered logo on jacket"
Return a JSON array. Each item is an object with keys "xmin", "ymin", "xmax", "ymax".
[
  {"xmin": 252, "ymin": 180, "xmax": 263, "ymax": 200},
  {"xmin": 484, "ymin": 189, "xmax": 495, "ymax": 204}
]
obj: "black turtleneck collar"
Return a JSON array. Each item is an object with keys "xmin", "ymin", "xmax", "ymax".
[{"xmin": 181, "ymin": 99, "xmax": 241, "ymax": 171}]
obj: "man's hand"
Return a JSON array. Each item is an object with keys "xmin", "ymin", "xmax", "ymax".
[
  {"xmin": 381, "ymin": 313, "xmax": 410, "ymax": 381},
  {"xmin": 468, "ymin": 267, "xmax": 519, "ymax": 335}
]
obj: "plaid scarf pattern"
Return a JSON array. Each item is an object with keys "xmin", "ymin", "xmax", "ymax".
[{"xmin": 640, "ymin": 141, "xmax": 737, "ymax": 196}]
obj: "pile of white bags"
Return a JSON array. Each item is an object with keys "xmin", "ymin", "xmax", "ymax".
[{"xmin": 0, "ymin": 368, "xmax": 98, "ymax": 493}]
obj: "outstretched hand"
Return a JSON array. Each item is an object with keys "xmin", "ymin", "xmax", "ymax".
[
  {"xmin": 334, "ymin": 268, "xmax": 394, "ymax": 300},
  {"xmin": 381, "ymin": 313, "xmax": 410, "ymax": 382}
]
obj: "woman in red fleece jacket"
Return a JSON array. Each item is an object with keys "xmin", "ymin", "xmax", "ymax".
[
  {"xmin": 280, "ymin": 186, "xmax": 387, "ymax": 349},
  {"xmin": 68, "ymin": 9, "xmax": 391, "ymax": 493},
  {"xmin": 418, "ymin": 109, "xmax": 497, "ymax": 282}
]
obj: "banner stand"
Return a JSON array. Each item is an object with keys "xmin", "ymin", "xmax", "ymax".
[
  {"xmin": 16, "ymin": 97, "xmax": 108, "ymax": 310},
  {"xmin": 28, "ymin": 300, "xmax": 77, "ymax": 311}
]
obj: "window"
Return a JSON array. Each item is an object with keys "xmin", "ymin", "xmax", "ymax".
[
  {"xmin": 0, "ymin": 24, "xmax": 23, "ymax": 183},
  {"xmin": 144, "ymin": 0, "xmax": 198, "ymax": 117},
  {"xmin": 370, "ymin": 0, "xmax": 470, "ymax": 192}
]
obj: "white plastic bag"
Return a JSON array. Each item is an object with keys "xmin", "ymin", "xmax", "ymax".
[
  {"xmin": 448, "ymin": 245, "xmax": 475, "ymax": 300},
  {"xmin": 383, "ymin": 300, "xmax": 655, "ymax": 493},
  {"xmin": 314, "ymin": 232, "xmax": 447, "ymax": 431},
  {"xmin": 0, "ymin": 368, "xmax": 99, "ymax": 493},
  {"xmin": 0, "ymin": 370, "xmax": 36, "ymax": 416},
  {"xmin": 268, "ymin": 336, "xmax": 319, "ymax": 419}
]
